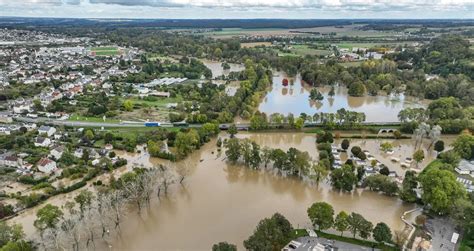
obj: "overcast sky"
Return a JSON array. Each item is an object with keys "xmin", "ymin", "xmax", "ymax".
[{"xmin": 0, "ymin": 0, "xmax": 473, "ymax": 19}]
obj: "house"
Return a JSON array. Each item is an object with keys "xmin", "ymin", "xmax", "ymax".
[
  {"xmin": 36, "ymin": 158, "xmax": 57, "ymax": 174},
  {"xmin": 3, "ymin": 155, "xmax": 21, "ymax": 168},
  {"xmin": 34, "ymin": 137, "xmax": 51, "ymax": 147},
  {"xmin": 38, "ymin": 125, "xmax": 56, "ymax": 137},
  {"xmin": 50, "ymin": 145, "xmax": 66, "ymax": 160},
  {"xmin": 104, "ymin": 144, "xmax": 113, "ymax": 150},
  {"xmin": 74, "ymin": 148, "xmax": 84, "ymax": 158},
  {"xmin": 456, "ymin": 160, "xmax": 474, "ymax": 178}
]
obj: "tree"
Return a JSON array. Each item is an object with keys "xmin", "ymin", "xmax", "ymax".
[
  {"xmin": 452, "ymin": 133, "xmax": 474, "ymax": 159},
  {"xmin": 212, "ymin": 242, "xmax": 237, "ymax": 251},
  {"xmin": 227, "ymin": 124, "xmax": 238, "ymax": 138},
  {"xmin": 175, "ymin": 130, "xmax": 199, "ymax": 158},
  {"xmin": 334, "ymin": 211, "xmax": 349, "ymax": 236},
  {"xmin": 373, "ymin": 222, "xmax": 392, "ymax": 243},
  {"xmin": 341, "ymin": 139, "xmax": 350, "ymax": 151},
  {"xmin": 413, "ymin": 149, "xmax": 425, "ymax": 168},
  {"xmin": 122, "ymin": 99, "xmax": 133, "ymax": 111},
  {"xmin": 243, "ymin": 213, "xmax": 293, "ymax": 251},
  {"xmin": 348, "ymin": 82, "xmax": 365, "ymax": 97},
  {"xmin": 328, "ymin": 86, "xmax": 335, "ymax": 97},
  {"xmin": 400, "ymin": 171, "xmax": 418, "ymax": 203},
  {"xmin": 309, "ymin": 89, "xmax": 324, "ymax": 101},
  {"xmin": 310, "ymin": 162, "xmax": 329, "ymax": 186},
  {"xmin": 74, "ymin": 190, "xmax": 94, "ymax": 215},
  {"xmin": 347, "ymin": 212, "xmax": 365, "ymax": 238},
  {"xmin": 34, "ymin": 204, "xmax": 63, "ymax": 231},
  {"xmin": 419, "ymin": 167, "xmax": 466, "ymax": 214},
  {"xmin": 0, "ymin": 222, "xmax": 25, "ymax": 248},
  {"xmin": 380, "ymin": 142, "xmax": 393, "ymax": 152},
  {"xmin": 225, "ymin": 138, "xmax": 241, "ymax": 163},
  {"xmin": 307, "ymin": 202, "xmax": 334, "ymax": 230},
  {"xmin": 84, "ymin": 129, "xmax": 95, "ymax": 141},
  {"xmin": 434, "ymin": 140, "xmax": 445, "ymax": 153},
  {"xmin": 330, "ymin": 165, "xmax": 357, "ymax": 192}
]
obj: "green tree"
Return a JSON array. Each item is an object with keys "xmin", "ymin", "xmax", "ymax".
[
  {"xmin": 419, "ymin": 167, "xmax": 466, "ymax": 214},
  {"xmin": 334, "ymin": 211, "xmax": 349, "ymax": 236},
  {"xmin": 243, "ymin": 213, "xmax": 293, "ymax": 251},
  {"xmin": 225, "ymin": 138, "xmax": 241, "ymax": 163},
  {"xmin": 74, "ymin": 190, "xmax": 94, "ymax": 215},
  {"xmin": 347, "ymin": 212, "xmax": 372, "ymax": 239},
  {"xmin": 175, "ymin": 130, "xmax": 199, "ymax": 158},
  {"xmin": 84, "ymin": 129, "xmax": 94, "ymax": 141},
  {"xmin": 310, "ymin": 162, "xmax": 329, "ymax": 186},
  {"xmin": 307, "ymin": 202, "xmax": 334, "ymax": 230},
  {"xmin": 227, "ymin": 124, "xmax": 238, "ymax": 138},
  {"xmin": 34, "ymin": 204, "xmax": 63, "ymax": 231},
  {"xmin": 123, "ymin": 99, "xmax": 134, "ymax": 111},
  {"xmin": 212, "ymin": 242, "xmax": 237, "ymax": 251},
  {"xmin": 434, "ymin": 140, "xmax": 445, "ymax": 153},
  {"xmin": 452, "ymin": 133, "xmax": 474, "ymax": 159},
  {"xmin": 380, "ymin": 142, "xmax": 393, "ymax": 152},
  {"xmin": 328, "ymin": 86, "xmax": 335, "ymax": 97},
  {"xmin": 373, "ymin": 222, "xmax": 392, "ymax": 243},
  {"xmin": 330, "ymin": 165, "xmax": 357, "ymax": 192},
  {"xmin": 341, "ymin": 139, "xmax": 350, "ymax": 151},
  {"xmin": 413, "ymin": 149, "xmax": 425, "ymax": 168}
]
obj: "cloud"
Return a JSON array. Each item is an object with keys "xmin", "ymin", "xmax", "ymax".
[
  {"xmin": 0, "ymin": 0, "xmax": 472, "ymax": 18},
  {"xmin": 85, "ymin": 0, "xmax": 474, "ymax": 11}
]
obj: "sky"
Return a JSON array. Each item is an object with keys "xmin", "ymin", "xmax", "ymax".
[{"xmin": 0, "ymin": 0, "xmax": 473, "ymax": 19}]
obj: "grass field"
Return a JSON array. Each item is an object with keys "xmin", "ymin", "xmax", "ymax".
[
  {"xmin": 90, "ymin": 46, "xmax": 120, "ymax": 56},
  {"xmin": 68, "ymin": 114, "xmax": 121, "ymax": 123}
]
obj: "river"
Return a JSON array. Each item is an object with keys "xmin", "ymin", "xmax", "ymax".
[
  {"xmin": 111, "ymin": 132, "xmax": 421, "ymax": 250},
  {"xmin": 10, "ymin": 132, "xmax": 454, "ymax": 250},
  {"xmin": 259, "ymin": 72, "xmax": 428, "ymax": 123}
]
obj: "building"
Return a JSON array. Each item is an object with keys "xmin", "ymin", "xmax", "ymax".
[
  {"xmin": 37, "ymin": 158, "xmax": 57, "ymax": 174},
  {"xmin": 50, "ymin": 145, "xmax": 66, "ymax": 160},
  {"xmin": 456, "ymin": 160, "xmax": 474, "ymax": 178},
  {"xmin": 34, "ymin": 137, "xmax": 51, "ymax": 147},
  {"xmin": 2, "ymin": 155, "xmax": 21, "ymax": 168},
  {"xmin": 38, "ymin": 125, "xmax": 56, "ymax": 137}
]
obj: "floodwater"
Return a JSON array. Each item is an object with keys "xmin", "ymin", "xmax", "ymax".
[
  {"xmin": 10, "ymin": 132, "xmax": 455, "ymax": 250},
  {"xmin": 111, "ymin": 132, "xmax": 420, "ymax": 250},
  {"xmin": 259, "ymin": 73, "xmax": 428, "ymax": 122},
  {"xmin": 201, "ymin": 59, "xmax": 245, "ymax": 78}
]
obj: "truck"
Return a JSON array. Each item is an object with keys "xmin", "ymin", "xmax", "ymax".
[{"xmin": 145, "ymin": 122, "xmax": 161, "ymax": 127}]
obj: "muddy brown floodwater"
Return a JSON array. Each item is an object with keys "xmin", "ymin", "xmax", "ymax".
[
  {"xmin": 109, "ymin": 132, "xmax": 435, "ymax": 250},
  {"xmin": 201, "ymin": 59, "xmax": 245, "ymax": 78},
  {"xmin": 259, "ymin": 73, "xmax": 428, "ymax": 122}
]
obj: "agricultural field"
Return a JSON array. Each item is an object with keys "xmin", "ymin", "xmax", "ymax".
[
  {"xmin": 90, "ymin": 46, "xmax": 121, "ymax": 56},
  {"xmin": 280, "ymin": 44, "xmax": 332, "ymax": 57}
]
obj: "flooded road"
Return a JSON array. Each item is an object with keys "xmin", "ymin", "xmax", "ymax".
[
  {"xmin": 259, "ymin": 73, "xmax": 428, "ymax": 122},
  {"xmin": 112, "ymin": 132, "xmax": 419, "ymax": 250}
]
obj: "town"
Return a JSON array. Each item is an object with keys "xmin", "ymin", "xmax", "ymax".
[{"xmin": 0, "ymin": 15, "xmax": 473, "ymax": 251}]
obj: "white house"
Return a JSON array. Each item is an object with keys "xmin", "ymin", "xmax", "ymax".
[
  {"xmin": 37, "ymin": 158, "xmax": 57, "ymax": 174},
  {"xmin": 456, "ymin": 160, "xmax": 474, "ymax": 178},
  {"xmin": 3, "ymin": 155, "xmax": 21, "ymax": 168},
  {"xmin": 74, "ymin": 148, "xmax": 84, "ymax": 158},
  {"xmin": 50, "ymin": 145, "xmax": 66, "ymax": 160},
  {"xmin": 38, "ymin": 125, "xmax": 56, "ymax": 137},
  {"xmin": 34, "ymin": 137, "xmax": 51, "ymax": 147}
]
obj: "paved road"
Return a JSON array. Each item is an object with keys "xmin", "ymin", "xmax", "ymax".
[
  {"xmin": 14, "ymin": 116, "xmax": 402, "ymax": 129},
  {"xmin": 425, "ymin": 217, "xmax": 457, "ymax": 251}
]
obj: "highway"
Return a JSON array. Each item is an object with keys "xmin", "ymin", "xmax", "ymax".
[{"xmin": 14, "ymin": 116, "xmax": 402, "ymax": 129}]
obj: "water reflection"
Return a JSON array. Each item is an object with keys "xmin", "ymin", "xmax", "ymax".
[
  {"xmin": 201, "ymin": 59, "xmax": 245, "ymax": 78},
  {"xmin": 259, "ymin": 73, "xmax": 428, "ymax": 122}
]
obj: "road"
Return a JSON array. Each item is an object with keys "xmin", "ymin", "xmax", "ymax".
[{"xmin": 14, "ymin": 116, "xmax": 402, "ymax": 129}]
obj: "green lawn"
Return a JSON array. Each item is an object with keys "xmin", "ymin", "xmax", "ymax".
[
  {"xmin": 315, "ymin": 230, "xmax": 398, "ymax": 251},
  {"xmin": 94, "ymin": 50, "xmax": 119, "ymax": 56},
  {"xmin": 68, "ymin": 114, "xmax": 121, "ymax": 123},
  {"xmin": 126, "ymin": 96, "xmax": 183, "ymax": 108},
  {"xmin": 91, "ymin": 46, "xmax": 118, "ymax": 51}
]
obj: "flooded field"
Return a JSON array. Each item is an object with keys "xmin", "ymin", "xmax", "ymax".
[
  {"xmin": 201, "ymin": 59, "xmax": 245, "ymax": 78},
  {"xmin": 259, "ymin": 73, "xmax": 428, "ymax": 122}
]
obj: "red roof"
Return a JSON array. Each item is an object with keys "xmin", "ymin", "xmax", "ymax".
[{"xmin": 37, "ymin": 158, "xmax": 53, "ymax": 166}]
